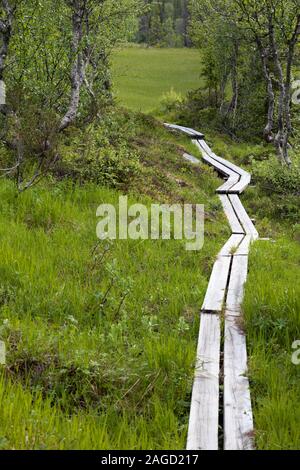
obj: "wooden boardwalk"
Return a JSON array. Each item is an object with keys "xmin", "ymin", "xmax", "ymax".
[{"xmin": 166, "ymin": 123, "xmax": 257, "ymax": 450}]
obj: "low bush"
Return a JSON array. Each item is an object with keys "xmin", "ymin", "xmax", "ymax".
[
  {"xmin": 60, "ymin": 142, "xmax": 141, "ymax": 189},
  {"xmin": 51, "ymin": 110, "xmax": 142, "ymax": 189},
  {"xmin": 252, "ymin": 157, "xmax": 300, "ymax": 196},
  {"xmin": 159, "ymin": 88, "xmax": 183, "ymax": 114}
]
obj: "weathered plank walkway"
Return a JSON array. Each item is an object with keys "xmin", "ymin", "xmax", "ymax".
[{"xmin": 165, "ymin": 123, "xmax": 257, "ymax": 450}]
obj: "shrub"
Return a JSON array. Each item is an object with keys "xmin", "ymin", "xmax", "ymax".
[
  {"xmin": 159, "ymin": 88, "xmax": 183, "ymax": 114},
  {"xmin": 52, "ymin": 110, "xmax": 143, "ymax": 189},
  {"xmin": 292, "ymin": 223, "xmax": 300, "ymax": 243},
  {"xmin": 59, "ymin": 142, "xmax": 141, "ymax": 189},
  {"xmin": 252, "ymin": 157, "xmax": 300, "ymax": 196}
]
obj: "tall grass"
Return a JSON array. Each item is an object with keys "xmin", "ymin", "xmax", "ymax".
[
  {"xmin": 112, "ymin": 47, "xmax": 203, "ymax": 113},
  {"xmin": 243, "ymin": 238, "xmax": 300, "ymax": 449},
  {"xmin": 0, "ymin": 137, "xmax": 226, "ymax": 449},
  {"xmin": 206, "ymin": 130, "xmax": 300, "ymax": 449}
]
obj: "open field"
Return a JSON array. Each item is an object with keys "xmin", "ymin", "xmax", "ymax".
[{"xmin": 112, "ymin": 47, "xmax": 203, "ymax": 112}]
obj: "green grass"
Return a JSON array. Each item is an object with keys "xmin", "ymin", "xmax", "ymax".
[
  {"xmin": 0, "ymin": 122, "xmax": 228, "ymax": 449},
  {"xmin": 243, "ymin": 238, "xmax": 300, "ymax": 450},
  {"xmin": 207, "ymin": 134, "xmax": 300, "ymax": 449},
  {"xmin": 112, "ymin": 47, "xmax": 203, "ymax": 113}
]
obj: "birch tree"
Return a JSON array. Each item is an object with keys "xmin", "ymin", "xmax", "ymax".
[
  {"xmin": 233, "ymin": 0, "xmax": 300, "ymax": 165},
  {"xmin": 0, "ymin": 0, "xmax": 141, "ymax": 190},
  {"xmin": 189, "ymin": 0, "xmax": 300, "ymax": 164},
  {"xmin": 0, "ymin": 0, "xmax": 18, "ymax": 114}
]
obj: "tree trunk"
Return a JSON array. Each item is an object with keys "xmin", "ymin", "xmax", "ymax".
[
  {"xmin": 255, "ymin": 37, "xmax": 275, "ymax": 143},
  {"xmin": 219, "ymin": 73, "xmax": 228, "ymax": 113},
  {"xmin": 282, "ymin": 14, "xmax": 300, "ymax": 165},
  {"xmin": 269, "ymin": 13, "xmax": 300, "ymax": 166},
  {"xmin": 227, "ymin": 42, "xmax": 239, "ymax": 126},
  {"xmin": 59, "ymin": 0, "xmax": 86, "ymax": 132},
  {"xmin": 0, "ymin": 0, "xmax": 13, "ymax": 114},
  {"xmin": 269, "ymin": 21, "xmax": 287, "ymax": 164}
]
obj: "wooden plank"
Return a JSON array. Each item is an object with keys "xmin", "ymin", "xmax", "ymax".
[
  {"xmin": 213, "ymin": 154, "xmax": 249, "ymax": 180},
  {"xmin": 194, "ymin": 141, "xmax": 241, "ymax": 194},
  {"xmin": 229, "ymin": 195, "xmax": 259, "ymax": 240},
  {"xmin": 182, "ymin": 153, "xmax": 243, "ymax": 197},
  {"xmin": 217, "ymin": 177, "xmax": 241, "ymax": 194},
  {"xmin": 224, "ymin": 314, "xmax": 254, "ymax": 450},
  {"xmin": 219, "ymin": 195, "xmax": 244, "ymax": 234},
  {"xmin": 194, "ymin": 139, "xmax": 253, "ymax": 194},
  {"xmin": 187, "ymin": 313, "xmax": 221, "ymax": 450},
  {"xmin": 201, "ymin": 140, "xmax": 249, "ymax": 178},
  {"xmin": 164, "ymin": 123, "xmax": 196, "ymax": 137},
  {"xmin": 181, "ymin": 126, "xmax": 204, "ymax": 138},
  {"xmin": 201, "ymin": 256, "xmax": 231, "ymax": 312},
  {"xmin": 194, "ymin": 140, "xmax": 237, "ymax": 179},
  {"xmin": 228, "ymin": 174, "xmax": 251, "ymax": 194},
  {"xmin": 199, "ymin": 140, "xmax": 252, "ymax": 194},
  {"xmin": 195, "ymin": 143, "xmax": 229, "ymax": 175},
  {"xmin": 183, "ymin": 153, "xmax": 201, "ymax": 165},
  {"xmin": 167, "ymin": 125, "xmax": 252, "ymax": 196},
  {"xmin": 166, "ymin": 123, "xmax": 257, "ymax": 451},
  {"xmin": 235, "ymin": 235, "xmax": 252, "ymax": 256},
  {"xmin": 198, "ymin": 140, "xmax": 220, "ymax": 161},
  {"xmin": 164, "ymin": 123, "xmax": 204, "ymax": 138},
  {"xmin": 201, "ymin": 153, "xmax": 235, "ymax": 178},
  {"xmin": 218, "ymin": 234, "xmax": 244, "ymax": 257},
  {"xmin": 182, "ymin": 153, "xmax": 240, "ymax": 190},
  {"xmin": 208, "ymin": 155, "xmax": 250, "ymax": 194},
  {"xmin": 226, "ymin": 255, "xmax": 248, "ymax": 316}
]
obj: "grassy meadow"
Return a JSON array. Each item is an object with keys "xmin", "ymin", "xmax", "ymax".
[
  {"xmin": 112, "ymin": 46, "xmax": 202, "ymax": 112},
  {"xmin": 244, "ymin": 238, "xmax": 300, "ymax": 449}
]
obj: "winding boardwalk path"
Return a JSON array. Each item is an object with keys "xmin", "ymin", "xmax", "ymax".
[{"xmin": 165, "ymin": 124, "xmax": 258, "ymax": 451}]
